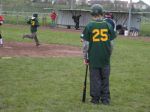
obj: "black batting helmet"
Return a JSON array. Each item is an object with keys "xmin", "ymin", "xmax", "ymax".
[{"xmin": 33, "ymin": 13, "xmax": 38, "ymax": 18}]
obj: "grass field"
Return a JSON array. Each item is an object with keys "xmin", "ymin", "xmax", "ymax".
[
  {"xmin": 0, "ymin": 25, "xmax": 150, "ymax": 112},
  {"xmin": 140, "ymin": 22, "xmax": 150, "ymax": 36}
]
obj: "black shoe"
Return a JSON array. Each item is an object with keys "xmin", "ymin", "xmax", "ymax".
[
  {"xmin": 90, "ymin": 98, "xmax": 99, "ymax": 104},
  {"xmin": 102, "ymin": 100, "xmax": 110, "ymax": 105},
  {"xmin": 36, "ymin": 43, "xmax": 40, "ymax": 47}
]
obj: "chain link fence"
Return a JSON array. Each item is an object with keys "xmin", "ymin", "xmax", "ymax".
[
  {"xmin": 0, "ymin": 0, "xmax": 57, "ymax": 26},
  {"xmin": 0, "ymin": 0, "xmax": 150, "ymax": 36},
  {"xmin": 1, "ymin": 11, "xmax": 51, "ymax": 26}
]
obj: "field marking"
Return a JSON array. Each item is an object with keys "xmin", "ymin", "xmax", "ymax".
[
  {"xmin": 1, "ymin": 57, "xmax": 12, "ymax": 59},
  {"xmin": 3, "ymin": 46, "xmax": 13, "ymax": 49}
]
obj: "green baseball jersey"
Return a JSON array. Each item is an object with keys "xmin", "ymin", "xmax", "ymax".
[
  {"xmin": 81, "ymin": 19, "xmax": 116, "ymax": 68},
  {"xmin": 27, "ymin": 18, "xmax": 39, "ymax": 33}
]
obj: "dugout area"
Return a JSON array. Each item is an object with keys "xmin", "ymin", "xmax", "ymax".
[{"xmin": 57, "ymin": 9, "xmax": 141, "ymax": 32}]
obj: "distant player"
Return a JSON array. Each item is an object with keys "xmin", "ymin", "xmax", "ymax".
[
  {"xmin": 0, "ymin": 15, "xmax": 4, "ymax": 47},
  {"xmin": 104, "ymin": 12, "xmax": 116, "ymax": 52},
  {"xmin": 104, "ymin": 12, "xmax": 116, "ymax": 30},
  {"xmin": 72, "ymin": 14, "xmax": 81, "ymax": 30},
  {"xmin": 23, "ymin": 13, "xmax": 40, "ymax": 47}
]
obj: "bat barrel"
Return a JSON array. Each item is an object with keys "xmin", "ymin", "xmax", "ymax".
[{"xmin": 82, "ymin": 65, "xmax": 88, "ymax": 103}]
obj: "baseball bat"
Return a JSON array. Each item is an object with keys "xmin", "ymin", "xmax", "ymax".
[{"xmin": 82, "ymin": 65, "xmax": 88, "ymax": 103}]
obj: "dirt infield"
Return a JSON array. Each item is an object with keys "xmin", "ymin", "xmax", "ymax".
[
  {"xmin": 1, "ymin": 25, "xmax": 149, "ymax": 58},
  {"xmin": 0, "ymin": 42, "xmax": 82, "ymax": 58}
]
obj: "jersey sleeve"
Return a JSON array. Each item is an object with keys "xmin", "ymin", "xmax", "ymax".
[
  {"xmin": 35, "ymin": 19, "xmax": 40, "ymax": 27},
  {"xmin": 80, "ymin": 25, "xmax": 90, "ymax": 41},
  {"xmin": 107, "ymin": 22, "xmax": 117, "ymax": 40},
  {"xmin": 27, "ymin": 19, "xmax": 31, "ymax": 24}
]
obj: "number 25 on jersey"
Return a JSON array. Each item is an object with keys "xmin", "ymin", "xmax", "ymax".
[{"xmin": 92, "ymin": 29, "xmax": 108, "ymax": 42}]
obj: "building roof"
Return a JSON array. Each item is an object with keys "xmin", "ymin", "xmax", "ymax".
[
  {"xmin": 59, "ymin": 9, "xmax": 148, "ymax": 14},
  {"xmin": 136, "ymin": 1, "xmax": 150, "ymax": 6}
]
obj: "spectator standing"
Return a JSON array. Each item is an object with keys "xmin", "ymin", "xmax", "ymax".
[
  {"xmin": 23, "ymin": 13, "xmax": 40, "ymax": 47},
  {"xmin": 50, "ymin": 10, "xmax": 57, "ymax": 27}
]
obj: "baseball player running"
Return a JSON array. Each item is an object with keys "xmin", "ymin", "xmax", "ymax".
[{"xmin": 23, "ymin": 13, "xmax": 40, "ymax": 47}]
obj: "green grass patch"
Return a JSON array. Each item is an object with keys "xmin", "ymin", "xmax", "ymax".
[
  {"xmin": 0, "ymin": 25, "xmax": 150, "ymax": 112},
  {"xmin": 140, "ymin": 23, "xmax": 150, "ymax": 36},
  {"xmin": 2, "ymin": 25, "xmax": 80, "ymax": 46},
  {"xmin": 2, "ymin": 13, "xmax": 150, "ymax": 37}
]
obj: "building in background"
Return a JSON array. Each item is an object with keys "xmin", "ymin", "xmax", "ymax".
[
  {"xmin": 113, "ymin": 0, "xmax": 129, "ymax": 11},
  {"xmin": 132, "ymin": 0, "xmax": 150, "ymax": 11},
  {"xmin": 76, "ymin": 0, "xmax": 87, "ymax": 5},
  {"xmin": 87, "ymin": 0, "xmax": 112, "ymax": 5},
  {"xmin": 87, "ymin": 0, "xmax": 149, "ymax": 11}
]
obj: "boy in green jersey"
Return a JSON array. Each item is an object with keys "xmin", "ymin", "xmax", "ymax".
[
  {"xmin": 81, "ymin": 4, "xmax": 116, "ymax": 105},
  {"xmin": 23, "ymin": 13, "xmax": 40, "ymax": 47}
]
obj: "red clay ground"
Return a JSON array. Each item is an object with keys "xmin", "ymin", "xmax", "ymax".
[
  {"xmin": 0, "ymin": 25, "xmax": 149, "ymax": 58},
  {"xmin": 0, "ymin": 42, "xmax": 82, "ymax": 58},
  {"xmin": 0, "ymin": 36, "xmax": 149, "ymax": 58}
]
